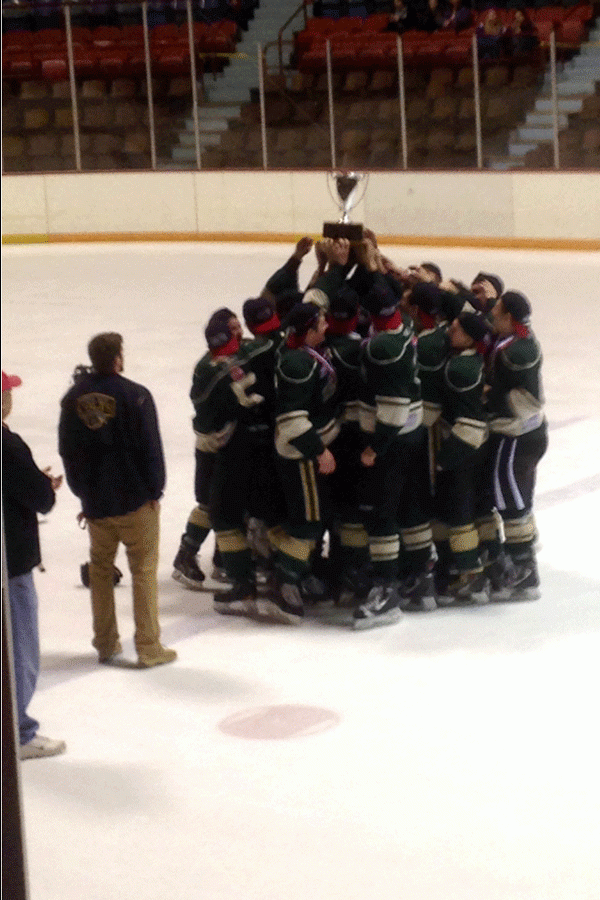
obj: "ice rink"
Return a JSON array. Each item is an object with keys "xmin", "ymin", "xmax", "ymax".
[{"xmin": 2, "ymin": 240, "xmax": 600, "ymax": 900}]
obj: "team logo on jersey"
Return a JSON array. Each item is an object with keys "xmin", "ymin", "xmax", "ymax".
[
  {"xmin": 76, "ymin": 393, "xmax": 116, "ymax": 430},
  {"xmin": 229, "ymin": 366, "xmax": 245, "ymax": 381}
]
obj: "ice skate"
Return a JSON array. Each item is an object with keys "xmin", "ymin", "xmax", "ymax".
[
  {"xmin": 213, "ymin": 580, "xmax": 257, "ymax": 616},
  {"xmin": 172, "ymin": 545, "xmax": 205, "ymax": 590},
  {"xmin": 353, "ymin": 580, "xmax": 403, "ymax": 630}
]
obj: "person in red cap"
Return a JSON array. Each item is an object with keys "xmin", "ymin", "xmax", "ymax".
[{"xmin": 2, "ymin": 370, "xmax": 66, "ymax": 759}]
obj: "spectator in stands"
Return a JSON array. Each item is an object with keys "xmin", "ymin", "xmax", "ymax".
[
  {"xmin": 441, "ymin": 0, "xmax": 473, "ymax": 33},
  {"xmin": 476, "ymin": 9, "xmax": 508, "ymax": 60},
  {"xmin": 507, "ymin": 8, "xmax": 539, "ymax": 56},
  {"xmin": 417, "ymin": 0, "xmax": 452, "ymax": 32},
  {"xmin": 385, "ymin": 0, "xmax": 419, "ymax": 33}
]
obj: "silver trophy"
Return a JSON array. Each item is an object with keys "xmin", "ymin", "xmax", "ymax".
[{"xmin": 323, "ymin": 171, "xmax": 368, "ymax": 242}]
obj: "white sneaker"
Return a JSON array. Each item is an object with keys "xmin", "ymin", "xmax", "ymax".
[{"xmin": 20, "ymin": 735, "xmax": 66, "ymax": 760}]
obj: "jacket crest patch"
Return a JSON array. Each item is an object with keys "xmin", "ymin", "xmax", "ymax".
[{"xmin": 76, "ymin": 393, "xmax": 116, "ymax": 430}]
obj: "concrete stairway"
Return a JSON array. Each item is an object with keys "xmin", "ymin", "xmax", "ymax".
[
  {"xmin": 171, "ymin": 0, "xmax": 301, "ymax": 166},
  {"xmin": 496, "ymin": 19, "xmax": 600, "ymax": 167}
]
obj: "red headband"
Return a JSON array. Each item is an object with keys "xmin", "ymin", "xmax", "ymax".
[
  {"xmin": 251, "ymin": 313, "xmax": 280, "ymax": 335},
  {"xmin": 210, "ymin": 335, "xmax": 241, "ymax": 358}
]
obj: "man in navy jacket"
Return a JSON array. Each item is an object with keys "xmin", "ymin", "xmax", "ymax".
[
  {"xmin": 59, "ymin": 333, "xmax": 176, "ymax": 668},
  {"xmin": 3, "ymin": 370, "xmax": 66, "ymax": 760}
]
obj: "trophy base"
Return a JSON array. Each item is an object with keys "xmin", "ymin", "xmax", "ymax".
[{"xmin": 323, "ymin": 222, "xmax": 364, "ymax": 242}]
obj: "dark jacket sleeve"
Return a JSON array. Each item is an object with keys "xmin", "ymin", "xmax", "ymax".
[
  {"xmin": 130, "ymin": 388, "xmax": 166, "ymax": 500},
  {"xmin": 2, "ymin": 430, "xmax": 56, "ymax": 516},
  {"xmin": 2, "ymin": 427, "xmax": 56, "ymax": 577}
]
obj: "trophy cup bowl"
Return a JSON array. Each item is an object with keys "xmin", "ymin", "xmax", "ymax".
[{"xmin": 323, "ymin": 171, "xmax": 368, "ymax": 243}]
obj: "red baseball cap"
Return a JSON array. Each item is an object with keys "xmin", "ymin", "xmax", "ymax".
[{"xmin": 2, "ymin": 371, "xmax": 22, "ymax": 392}]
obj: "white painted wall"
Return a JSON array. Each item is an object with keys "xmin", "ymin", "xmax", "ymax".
[{"xmin": 2, "ymin": 170, "xmax": 599, "ymax": 241}]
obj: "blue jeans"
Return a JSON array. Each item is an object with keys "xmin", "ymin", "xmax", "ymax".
[{"xmin": 8, "ymin": 571, "xmax": 40, "ymax": 745}]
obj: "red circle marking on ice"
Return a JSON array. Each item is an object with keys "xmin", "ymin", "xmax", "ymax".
[{"xmin": 218, "ymin": 704, "xmax": 341, "ymax": 740}]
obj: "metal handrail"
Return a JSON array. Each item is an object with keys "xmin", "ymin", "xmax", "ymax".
[{"xmin": 277, "ymin": 0, "xmax": 309, "ymax": 76}]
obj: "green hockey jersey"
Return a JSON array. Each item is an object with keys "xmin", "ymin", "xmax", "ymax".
[
  {"xmin": 437, "ymin": 348, "xmax": 488, "ymax": 470},
  {"xmin": 274, "ymin": 345, "xmax": 341, "ymax": 460},
  {"xmin": 416, "ymin": 325, "xmax": 449, "ymax": 427},
  {"xmin": 359, "ymin": 323, "xmax": 423, "ymax": 456},
  {"xmin": 326, "ymin": 331, "xmax": 363, "ymax": 430},
  {"xmin": 486, "ymin": 331, "xmax": 546, "ymax": 436}
]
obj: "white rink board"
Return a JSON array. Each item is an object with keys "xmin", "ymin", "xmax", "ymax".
[{"xmin": 2, "ymin": 170, "xmax": 600, "ymax": 241}]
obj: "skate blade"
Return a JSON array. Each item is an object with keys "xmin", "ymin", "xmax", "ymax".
[
  {"xmin": 213, "ymin": 599, "xmax": 254, "ymax": 617},
  {"xmin": 256, "ymin": 598, "xmax": 303, "ymax": 625},
  {"xmin": 352, "ymin": 608, "xmax": 403, "ymax": 630},
  {"xmin": 172, "ymin": 569, "xmax": 205, "ymax": 590},
  {"xmin": 400, "ymin": 596, "xmax": 437, "ymax": 612}
]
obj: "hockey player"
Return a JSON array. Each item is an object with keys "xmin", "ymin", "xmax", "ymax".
[
  {"xmin": 407, "ymin": 282, "xmax": 448, "ymax": 432},
  {"xmin": 268, "ymin": 302, "xmax": 341, "ymax": 623},
  {"xmin": 434, "ymin": 312, "xmax": 491, "ymax": 605},
  {"xmin": 484, "ymin": 290, "xmax": 547, "ymax": 600},
  {"xmin": 322, "ymin": 286, "xmax": 368, "ymax": 595},
  {"xmin": 182, "ymin": 312, "xmax": 281, "ymax": 617},
  {"xmin": 260, "ymin": 236, "xmax": 315, "ymax": 304},
  {"xmin": 470, "ymin": 272, "xmax": 504, "ymax": 318},
  {"xmin": 172, "ymin": 307, "xmax": 241, "ymax": 588},
  {"xmin": 354, "ymin": 279, "xmax": 434, "ymax": 628}
]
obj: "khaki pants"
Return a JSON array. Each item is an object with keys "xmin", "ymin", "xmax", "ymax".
[{"xmin": 87, "ymin": 502, "xmax": 161, "ymax": 659}]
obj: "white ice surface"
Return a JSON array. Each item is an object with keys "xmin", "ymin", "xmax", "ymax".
[{"xmin": 2, "ymin": 241, "xmax": 600, "ymax": 900}]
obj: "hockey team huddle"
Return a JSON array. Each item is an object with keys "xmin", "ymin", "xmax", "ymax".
[{"xmin": 169, "ymin": 231, "xmax": 548, "ymax": 631}]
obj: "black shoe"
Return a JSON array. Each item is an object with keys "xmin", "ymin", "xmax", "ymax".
[
  {"xmin": 172, "ymin": 546, "xmax": 205, "ymax": 589},
  {"xmin": 213, "ymin": 580, "xmax": 256, "ymax": 616},
  {"xmin": 399, "ymin": 570, "xmax": 437, "ymax": 612},
  {"xmin": 81, "ymin": 562, "xmax": 122, "ymax": 589},
  {"xmin": 353, "ymin": 580, "xmax": 403, "ymax": 630}
]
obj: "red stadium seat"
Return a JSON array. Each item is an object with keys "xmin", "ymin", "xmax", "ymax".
[
  {"xmin": 298, "ymin": 45, "xmax": 328, "ymax": 73},
  {"xmin": 535, "ymin": 21, "xmax": 556, "ymax": 43},
  {"xmin": 362, "ymin": 13, "xmax": 390, "ymax": 33},
  {"xmin": 92, "ymin": 26, "xmax": 122, "ymax": 48},
  {"xmin": 530, "ymin": 6, "xmax": 568, "ymax": 24},
  {"xmin": 217, "ymin": 20, "xmax": 238, "ymax": 40},
  {"xmin": 33, "ymin": 29, "xmax": 66, "ymax": 50},
  {"xmin": 3, "ymin": 51, "xmax": 39, "ymax": 79},
  {"xmin": 330, "ymin": 38, "xmax": 363, "ymax": 70},
  {"xmin": 155, "ymin": 44, "xmax": 191, "ymax": 76},
  {"xmin": 96, "ymin": 47, "xmax": 129, "ymax": 77},
  {"xmin": 2, "ymin": 30, "xmax": 34, "ymax": 52},
  {"xmin": 149, "ymin": 24, "xmax": 181, "ymax": 46},
  {"xmin": 202, "ymin": 25, "xmax": 235, "ymax": 53},
  {"xmin": 357, "ymin": 43, "xmax": 397, "ymax": 70},
  {"xmin": 333, "ymin": 16, "xmax": 364, "ymax": 33},
  {"xmin": 305, "ymin": 18, "xmax": 336, "ymax": 34},
  {"xmin": 38, "ymin": 51, "xmax": 69, "ymax": 82},
  {"xmin": 73, "ymin": 48, "xmax": 100, "ymax": 78},
  {"xmin": 567, "ymin": 3, "xmax": 593, "ymax": 24},
  {"xmin": 69, "ymin": 27, "xmax": 93, "ymax": 47},
  {"xmin": 557, "ymin": 19, "xmax": 585, "ymax": 47},
  {"xmin": 125, "ymin": 48, "xmax": 147, "ymax": 77},
  {"xmin": 118, "ymin": 25, "xmax": 145, "ymax": 48},
  {"xmin": 443, "ymin": 35, "xmax": 472, "ymax": 66}
]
